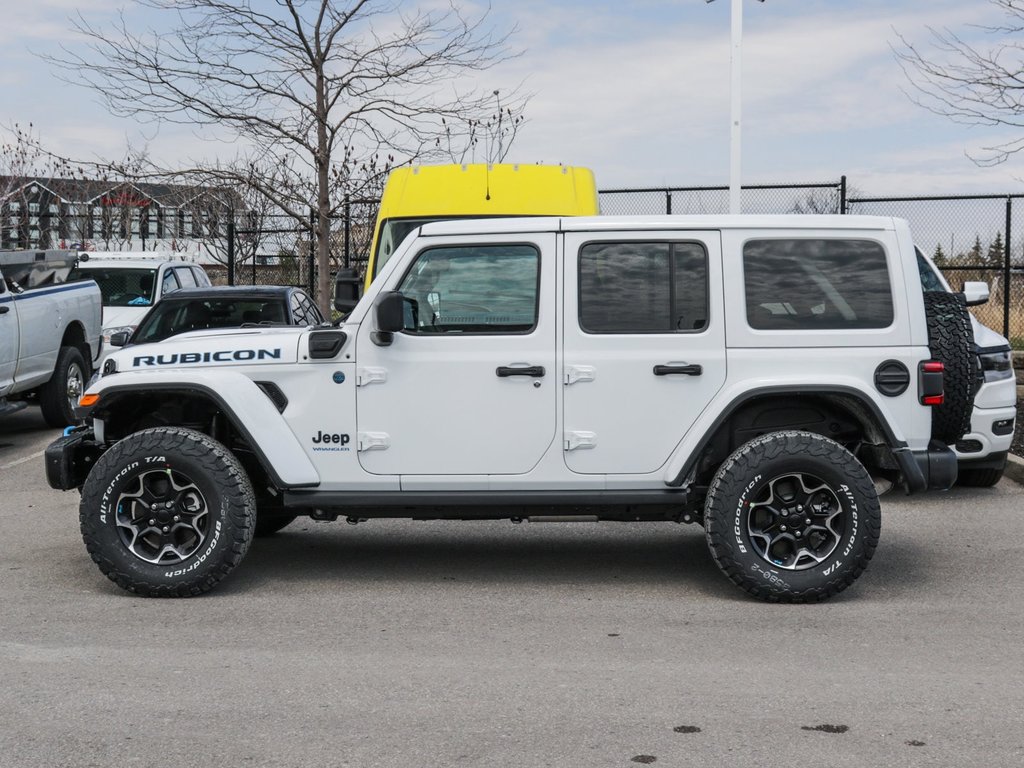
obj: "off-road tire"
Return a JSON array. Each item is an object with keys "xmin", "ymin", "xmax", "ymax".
[
  {"xmin": 704, "ymin": 430, "xmax": 881, "ymax": 603},
  {"xmin": 956, "ymin": 466, "xmax": 1004, "ymax": 488},
  {"xmin": 923, "ymin": 291, "xmax": 975, "ymax": 445},
  {"xmin": 39, "ymin": 345, "xmax": 87, "ymax": 427},
  {"xmin": 254, "ymin": 512, "xmax": 298, "ymax": 537},
  {"xmin": 79, "ymin": 427, "xmax": 255, "ymax": 597}
]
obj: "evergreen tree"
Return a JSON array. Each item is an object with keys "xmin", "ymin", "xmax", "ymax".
[
  {"xmin": 967, "ymin": 235, "xmax": 984, "ymax": 265},
  {"xmin": 933, "ymin": 243, "xmax": 948, "ymax": 267},
  {"xmin": 986, "ymin": 232, "xmax": 1005, "ymax": 268}
]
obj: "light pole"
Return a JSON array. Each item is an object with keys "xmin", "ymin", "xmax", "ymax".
[{"xmin": 707, "ymin": 0, "xmax": 764, "ymax": 214}]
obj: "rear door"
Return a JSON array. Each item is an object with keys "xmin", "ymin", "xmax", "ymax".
[{"xmin": 562, "ymin": 231, "xmax": 727, "ymax": 474}]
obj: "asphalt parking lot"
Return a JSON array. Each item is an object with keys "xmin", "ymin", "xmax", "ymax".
[{"xmin": 2, "ymin": 406, "xmax": 1023, "ymax": 768}]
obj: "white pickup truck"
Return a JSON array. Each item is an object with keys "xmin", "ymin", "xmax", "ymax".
[{"xmin": 0, "ymin": 250, "xmax": 103, "ymax": 426}]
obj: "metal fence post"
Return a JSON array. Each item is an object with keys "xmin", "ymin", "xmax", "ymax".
[
  {"xmin": 665, "ymin": 190, "xmax": 672, "ymax": 215},
  {"xmin": 1005, "ymin": 197, "xmax": 1012, "ymax": 338},
  {"xmin": 840, "ymin": 176, "xmax": 847, "ymax": 215},
  {"xmin": 226, "ymin": 213, "xmax": 235, "ymax": 286}
]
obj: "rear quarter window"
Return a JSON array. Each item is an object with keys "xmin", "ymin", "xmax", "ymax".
[{"xmin": 743, "ymin": 239, "xmax": 894, "ymax": 330}]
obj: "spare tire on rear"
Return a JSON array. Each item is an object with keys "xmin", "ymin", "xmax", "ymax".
[{"xmin": 923, "ymin": 291, "xmax": 975, "ymax": 445}]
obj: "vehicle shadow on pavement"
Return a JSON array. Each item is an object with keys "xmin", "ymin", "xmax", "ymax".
[{"xmin": 222, "ymin": 522, "xmax": 743, "ymax": 600}]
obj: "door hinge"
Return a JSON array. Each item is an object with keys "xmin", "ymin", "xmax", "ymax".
[
  {"xmin": 357, "ymin": 432, "xmax": 391, "ymax": 452},
  {"xmin": 356, "ymin": 367, "xmax": 388, "ymax": 387},
  {"xmin": 564, "ymin": 431, "xmax": 597, "ymax": 451},
  {"xmin": 564, "ymin": 365, "xmax": 596, "ymax": 385}
]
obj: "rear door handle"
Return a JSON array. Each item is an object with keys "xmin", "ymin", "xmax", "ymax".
[
  {"xmin": 653, "ymin": 363, "xmax": 702, "ymax": 376},
  {"xmin": 496, "ymin": 365, "xmax": 546, "ymax": 378}
]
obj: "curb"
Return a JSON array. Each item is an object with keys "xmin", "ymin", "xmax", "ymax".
[{"xmin": 1005, "ymin": 454, "xmax": 1024, "ymax": 486}]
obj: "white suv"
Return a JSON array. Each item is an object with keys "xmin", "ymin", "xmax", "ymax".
[
  {"xmin": 69, "ymin": 253, "xmax": 212, "ymax": 347},
  {"xmin": 47, "ymin": 216, "xmax": 975, "ymax": 603}
]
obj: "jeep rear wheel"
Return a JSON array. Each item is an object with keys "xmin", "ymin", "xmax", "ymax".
[
  {"xmin": 704, "ymin": 431, "xmax": 881, "ymax": 603},
  {"xmin": 79, "ymin": 427, "xmax": 255, "ymax": 597}
]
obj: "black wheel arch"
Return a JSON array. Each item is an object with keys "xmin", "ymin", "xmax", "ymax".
[
  {"xmin": 88, "ymin": 383, "xmax": 299, "ymax": 493},
  {"xmin": 671, "ymin": 385, "xmax": 905, "ymax": 489}
]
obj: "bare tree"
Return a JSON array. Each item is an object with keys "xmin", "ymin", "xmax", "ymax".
[
  {"xmin": 48, "ymin": 0, "xmax": 521, "ymax": 311},
  {"xmin": 894, "ymin": 0, "xmax": 1024, "ymax": 166}
]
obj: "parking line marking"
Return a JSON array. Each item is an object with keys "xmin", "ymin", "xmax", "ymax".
[{"xmin": 0, "ymin": 450, "xmax": 45, "ymax": 471}]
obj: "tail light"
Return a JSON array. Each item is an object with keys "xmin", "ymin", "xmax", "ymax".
[{"xmin": 919, "ymin": 360, "xmax": 944, "ymax": 406}]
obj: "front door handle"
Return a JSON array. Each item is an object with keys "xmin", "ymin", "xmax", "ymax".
[
  {"xmin": 496, "ymin": 365, "xmax": 546, "ymax": 378},
  {"xmin": 653, "ymin": 363, "xmax": 703, "ymax": 376},
  {"xmin": 0, "ymin": 305, "xmax": 9, "ymax": 314}
]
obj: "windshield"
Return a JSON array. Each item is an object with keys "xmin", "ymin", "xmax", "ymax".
[
  {"xmin": 373, "ymin": 217, "xmax": 441, "ymax": 278},
  {"xmin": 69, "ymin": 267, "xmax": 158, "ymax": 307},
  {"xmin": 132, "ymin": 297, "xmax": 288, "ymax": 343}
]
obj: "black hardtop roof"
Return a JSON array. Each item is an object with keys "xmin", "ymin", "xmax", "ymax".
[{"xmin": 158, "ymin": 285, "xmax": 302, "ymax": 300}]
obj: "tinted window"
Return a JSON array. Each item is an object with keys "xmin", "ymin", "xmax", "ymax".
[
  {"xmin": 193, "ymin": 267, "xmax": 211, "ymax": 286},
  {"xmin": 397, "ymin": 244, "xmax": 539, "ymax": 334},
  {"xmin": 66, "ymin": 267, "xmax": 157, "ymax": 307},
  {"xmin": 133, "ymin": 298, "xmax": 289, "ymax": 343},
  {"xmin": 916, "ymin": 251, "xmax": 946, "ymax": 292},
  {"xmin": 579, "ymin": 242, "xmax": 708, "ymax": 333},
  {"xmin": 174, "ymin": 267, "xmax": 197, "ymax": 288},
  {"xmin": 160, "ymin": 269, "xmax": 180, "ymax": 296},
  {"xmin": 744, "ymin": 239, "xmax": 893, "ymax": 330}
]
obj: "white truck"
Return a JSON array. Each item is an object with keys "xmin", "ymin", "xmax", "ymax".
[
  {"xmin": 1, "ymin": 250, "xmax": 103, "ymax": 425},
  {"xmin": 46, "ymin": 215, "xmax": 977, "ymax": 602}
]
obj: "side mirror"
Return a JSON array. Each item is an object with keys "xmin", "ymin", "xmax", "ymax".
[
  {"xmin": 962, "ymin": 281, "xmax": 990, "ymax": 306},
  {"xmin": 372, "ymin": 291, "xmax": 418, "ymax": 346},
  {"xmin": 109, "ymin": 331, "xmax": 130, "ymax": 347},
  {"xmin": 333, "ymin": 267, "xmax": 363, "ymax": 312},
  {"xmin": 375, "ymin": 291, "xmax": 407, "ymax": 333}
]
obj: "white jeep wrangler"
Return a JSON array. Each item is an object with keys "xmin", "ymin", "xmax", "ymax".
[{"xmin": 46, "ymin": 215, "xmax": 976, "ymax": 602}]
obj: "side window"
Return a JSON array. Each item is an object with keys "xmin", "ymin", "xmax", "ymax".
[
  {"xmin": 289, "ymin": 293, "xmax": 306, "ymax": 325},
  {"xmin": 160, "ymin": 269, "xmax": 180, "ymax": 296},
  {"xmin": 916, "ymin": 252, "xmax": 946, "ymax": 292},
  {"xmin": 578, "ymin": 242, "xmax": 708, "ymax": 334},
  {"xmin": 743, "ymin": 239, "xmax": 894, "ymax": 330},
  {"xmin": 397, "ymin": 244, "xmax": 539, "ymax": 334},
  {"xmin": 175, "ymin": 267, "xmax": 197, "ymax": 288},
  {"xmin": 193, "ymin": 267, "xmax": 211, "ymax": 287},
  {"xmin": 299, "ymin": 293, "xmax": 322, "ymax": 324}
]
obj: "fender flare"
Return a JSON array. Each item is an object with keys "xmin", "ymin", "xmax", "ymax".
[
  {"xmin": 663, "ymin": 384, "xmax": 909, "ymax": 488},
  {"xmin": 87, "ymin": 371, "xmax": 320, "ymax": 488}
]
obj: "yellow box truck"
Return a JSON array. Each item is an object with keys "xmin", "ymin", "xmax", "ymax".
[{"xmin": 365, "ymin": 163, "xmax": 599, "ymax": 288}]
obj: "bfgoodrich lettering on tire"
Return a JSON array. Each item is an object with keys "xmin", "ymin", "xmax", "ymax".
[
  {"xmin": 79, "ymin": 427, "xmax": 255, "ymax": 597},
  {"xmin": 704, "ymin": 431, "xmax": 881, "ymax": 603}
]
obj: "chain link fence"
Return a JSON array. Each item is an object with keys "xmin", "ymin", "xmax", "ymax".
[
  {"xmin": 599, "ymin": 180, "xmax": 847, "ymax": 216},
  {"xmin": 847, "ymin": 195, "xmax": 1022, "ymax": 346}
]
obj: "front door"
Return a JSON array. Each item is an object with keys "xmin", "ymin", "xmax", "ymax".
[
  {"xmin": 356, "ymin": 234, "xmax": 557, "ymax": 476},
  {"xmin": 562, "ymin": 231, "xmax": 727, "ymax": 474}
]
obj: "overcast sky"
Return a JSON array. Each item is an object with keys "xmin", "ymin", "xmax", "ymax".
[{"xmin": 2, "ymin": 0, "xmax": 1023, "ymax": 196}]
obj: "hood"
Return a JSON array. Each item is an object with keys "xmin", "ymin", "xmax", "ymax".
[
  {"xmin": 102, "ymin": 305, "xmax": 151, "ymax": 330},
  {"xmin": 107, "ymin": 327, "xmax": 305, "ymax": 371},
  {"xmin": 970, "ymin": 315, "xmax": 1010, "ymax": 351}
]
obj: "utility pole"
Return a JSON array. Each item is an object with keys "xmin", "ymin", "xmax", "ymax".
[{"xmin": 707, "ymin": 0, "xmax": 764, "ymax": 214}]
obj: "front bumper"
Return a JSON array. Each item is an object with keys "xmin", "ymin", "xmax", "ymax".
[{"xmin": 44, "ymin": 428, "xmax": 105, "ymax": 491}]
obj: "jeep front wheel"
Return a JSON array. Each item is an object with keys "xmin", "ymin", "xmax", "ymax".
[
  {"xmin": 704, "ymin": 431, "xmax": 881, "ymax": 603},
  {"xmin": 79, "ymin": 427, "xmax": 255, "ymax": 597}
]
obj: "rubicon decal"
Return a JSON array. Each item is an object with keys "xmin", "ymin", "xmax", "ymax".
[
  {"xmin": 132, "ymin": 348, "xmax": 283, "ymax": 366},
  {"xmin": 311, "ymin": 431, "xmax": 351, "ymax": 452}
]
